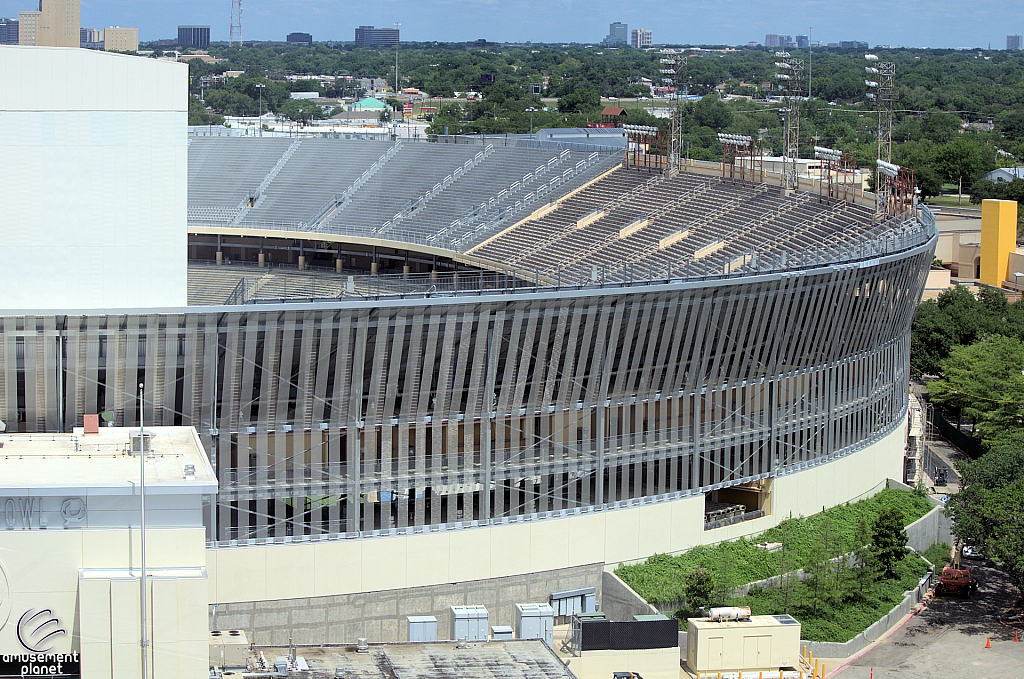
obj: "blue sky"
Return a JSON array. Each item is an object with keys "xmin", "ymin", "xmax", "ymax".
[{"xmin": 0, "ymin": 0, "xmax": 1018, "ymax": 48}]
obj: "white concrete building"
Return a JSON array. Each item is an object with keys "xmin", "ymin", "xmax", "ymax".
[
  {"xmin": 0, "ymin": 426, "xmax": 217, "ymax": 678},
  {"xmin": 0, "ymin": 46, "xmax": 188, "ymax": 310}
]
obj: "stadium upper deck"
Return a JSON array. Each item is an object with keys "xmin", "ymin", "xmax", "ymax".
[{"xmin": 185, "ymin": 137, "xmax": 932, "ymax": 304}]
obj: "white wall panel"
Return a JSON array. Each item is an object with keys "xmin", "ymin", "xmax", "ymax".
[{"xmin": 0, "ymin": 46, "xmax": 187, "ymax": 310}]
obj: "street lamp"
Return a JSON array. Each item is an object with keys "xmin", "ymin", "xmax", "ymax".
[
  {"xmin": 525, "ymin": 107, "xmax": 537, "ymax": 135},
  {"xmin": 255, "ymin": 83, "xmax": 265, "ymax": 137}
]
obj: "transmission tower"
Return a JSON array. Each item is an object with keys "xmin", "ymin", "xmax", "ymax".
[
  {"xmin": 660, "ymin": 50, "xmax": 688, "ymax": 172},
  {"xmin": 865, "ymin": 55, "xmax": 896, "ymax": 163},
  {"xmin": 229, "ymin": 0, "xmax": 243, "ymax": 47},
  {"xmin": 774, "ymin": 52, "xmax": 804, "ymax": 190}
]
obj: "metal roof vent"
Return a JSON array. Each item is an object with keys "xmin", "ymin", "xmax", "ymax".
[
  {"xmin": 456, "ymin": 637, "xmax": 468, "ymax": 649},
  {"xmin": 356, "ymin": 639, "xmax": 369, "ymax": 653},
  {"xmin": 129, "ymin": 430, "xmax": 155, "ymax": 457}
]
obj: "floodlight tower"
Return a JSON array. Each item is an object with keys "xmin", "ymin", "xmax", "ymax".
[
  {"xmin": 775, "ymin": 51, "xmax": 804, "ymax": 190},
  {"xmin": 229, "ymin": 0, "xmax": 243, "ymax": 47},
  {"xmin": 865, "ymin": 54, "xmax": 896, "ymax": 163},
  {"xmin": 660, "ymin": 50, "xmax": 688, "ymax": 172}
]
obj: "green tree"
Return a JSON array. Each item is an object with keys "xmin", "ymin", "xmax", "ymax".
[
  {"xmin": 870, "ymin": 507, "xmax": 907, "ymax": 578},
  {"xmin": 946, "ymin": 435, "xmax": 1024, "ymax": 593},
  {"xmin": 682, "ymin": 567, "xmax": 716, "ymax": 615},
  {"xmin": 933, "ymin": 138, "xmax": 984, "ymax": 188},
  {"xmin": 188, "ymin": 96, "xmax": 225, "ymax": 126},
  {"xmin": 692, "ymin": 95, "xmax": 733, "ymax": 130},
  {"xmin": 929, "ymin": 334, "xmax": 1024, "ymax": 443},
  {"xmin": 557, "ymin": 87, "xmax": 600, "ymax": 114}
]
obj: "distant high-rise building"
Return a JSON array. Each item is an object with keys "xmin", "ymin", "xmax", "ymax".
[
  {"xmin": 18, "ymin": 11, "xmax": 40, "ymax": 45},
  {"xmin": 80, "ymin": 27, "xmax": 102, "ymax": 49},
  {"xmin": 603, "ymin": 22, "xmax": 628, "ymax": 47},
  {"xmin": 0, "ymin": 18, "xmax": 18, "ymax": 44},
  {"xmin": 796, "ymin": 35, "xmax": 809, "ymax": 48},
  {"xmin": 631, "ymin": 28, "xmax": 652, "ymax": 49},
  {"xmin": 354, "ymin": 25, "xmax": 399, "ymax": 48},
  {"xmin": 104, "ymin": 26, "xmax": 138, "ymax": 52},
  {"xmin": 1008, "ymin": 35, "xmax": 1023, "ymax": 50},
  {"xmin": 839, "ymin": 40, "xmax": 869, "ymax": 50},
  {"xmin": 36, "ymin": 0, "xmax": 79, "ymax": 48},
  {"xmin": 287, "ymin": 32, "xmax": 312, "ymax": 46},
  {"xmin": 765, "ymin": 34, "xmax": 782, "ymax": 47},
  {"xmin": 178, "ymin": 25, "xmax": 210, "ymax": 49}
]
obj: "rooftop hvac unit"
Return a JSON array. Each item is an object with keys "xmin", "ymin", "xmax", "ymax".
[
  {"xmin": 515, "ymin": 603, "xmax": 554, "ymax": 648},
  {"xmin": 209, "ymin": 630, "xmax": 249, "ymax": 668},
  {"xmin": 490, "ymin": 625, "xmax": 514, "ymax": 641},
  {"xmin": 408, "ymin": 616, "xmax": 438, "ymax": 642},
  {"xmin": 451, "ymin": 606, "xmax": 489, "ymax": 642}
]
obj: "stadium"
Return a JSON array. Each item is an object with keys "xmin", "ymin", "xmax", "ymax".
[{"xmin": 0, "ymin": 46, "xmax": 936, "ymax": 663}]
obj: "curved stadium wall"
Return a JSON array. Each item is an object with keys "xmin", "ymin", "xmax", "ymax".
[{"xmin": 0, "ymin": 220, "xmax": 933, "ymax": 542}]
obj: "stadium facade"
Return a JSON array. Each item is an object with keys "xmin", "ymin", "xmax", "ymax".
[{"xmin": 0, "ymin": 45, "xmax": 936, "ymax": 656}]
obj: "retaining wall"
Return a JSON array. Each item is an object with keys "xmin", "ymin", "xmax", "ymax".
[{"xmin": 801, "ymin": 569, "xmax": 933, "ymax": 658}]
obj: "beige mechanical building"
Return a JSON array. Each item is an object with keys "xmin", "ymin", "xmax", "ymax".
[{"xmin": 104, "ymin": 26, "xmax": 138, "ymax": 52}]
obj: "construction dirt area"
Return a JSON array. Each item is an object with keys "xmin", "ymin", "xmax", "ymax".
[{"xmin": 834, "ymin": 563, "xmax": 1024, "ymax": 678}]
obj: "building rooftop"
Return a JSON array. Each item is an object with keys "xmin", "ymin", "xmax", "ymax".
[
  {"xmin": 254, "ymin": 640, "xmax": 578, "ymax": 679},
  {"xmin": 0, "ymin": 426, "xmax": 217, "ymax": 496}
]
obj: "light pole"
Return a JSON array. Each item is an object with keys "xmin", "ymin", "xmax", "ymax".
[
  {"xmin": 525, "ymin": 107, "xmax": 537, "ymax": 135},
  {"xmin": 394, "ymin": 22, "xmax": 401, "ymax": 96},
  {"xmin": 137, "ymin": 382, "xmax": 149, "ymax": 679},
  {"xmin": 255, "ymin": 82, "xmax": 265, "ymax": 137}
]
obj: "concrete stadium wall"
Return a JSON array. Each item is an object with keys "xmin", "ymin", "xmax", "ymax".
[
  {"xmin": 210, "ymin": 564, "xmax": 603, "ymax": 645},
  {"xmin": 601, "ymin": 570, "xmax": 658, "ymax": 622},
  {"xmin": 205, "ymin": 419, "xmax": 906, "ymax": 643},
  {"xmin": 206, "ymin": 421, "xmax": 905, "ymax": 606}
]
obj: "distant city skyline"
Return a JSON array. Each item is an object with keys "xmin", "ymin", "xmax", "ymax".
[{"xmin": 0, "ymin": 0, "xmax": 1019, "ymax": 48}]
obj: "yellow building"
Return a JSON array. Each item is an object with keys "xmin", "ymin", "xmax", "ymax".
[
  {"xmin": 104, "ymin": 26, "xmax": 138, "ymax": 53},
  {"xmin": 37, "ymin": 0, "xmax": 79, "ymax": 48},
  {"xmin": 980, "ymin": 199, "xmax": 1018, "ymax": 287},
  {"xmin": 17, "ymin": 10, "xmax": 40, "ymax": 45}
]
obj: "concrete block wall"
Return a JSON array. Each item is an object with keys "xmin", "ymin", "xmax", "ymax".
[{"xmin": 210, "ymin": 563, "xmax": 603, "ymax": 645}]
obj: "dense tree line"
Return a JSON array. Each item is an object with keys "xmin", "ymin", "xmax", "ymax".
[
  {"xmin": 183, "ymin": 43, "xmax": 1024, "ymax": 204},
  {"xmin": 910, "ymin": 286, "xmax": 1024, "ymax": 593}
]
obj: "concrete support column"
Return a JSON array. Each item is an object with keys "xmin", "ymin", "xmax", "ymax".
[
  {"xmin": 430, "ymin": 270, "xmax": 438, "ymax": 281},
  {"xmin": 371, "ymin": 261, "xmax": 379, "ymax": 275},
  {"xmin": 298, "ymin": 256, "xmax": 306, "ymax": 271},
  {"xmin": 215, "ymin": 251, "xmax": 223, "ymax": 265},
  {"xmin": 258, "ymin": 253, "xmax": 265, "ymax": 267},
  {"xmin": 403, "ymin": 265, "xmax": 411, "ymax": 278},
  {"xmin": 336, "ymin": 258, "xmax": 343, "ymax": 274}
]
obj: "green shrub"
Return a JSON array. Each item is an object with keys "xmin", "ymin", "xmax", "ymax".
[{"xmin": 615, "ymin": 489, "xmax": 933, "ymax": 606}]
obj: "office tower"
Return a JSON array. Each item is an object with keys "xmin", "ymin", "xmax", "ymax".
[
  {"xmin": 178, "ymin": 25, "xmax": 211, "ymax": 49},
  {"xmin": 1008, "ymin": 35, "xmax": 1023, "ymax": 50},
  {"xmin": 603, "ymin": 22, "xmax": 627, "ymax": 46},
  {"xmin": 0, "ymin": 18, "xmax": 18, "ymax": 44},
  {"xmin": 765, "ymin": 34, "xmax": 782, "ymax": 47},
  {"xmin": 631, "ymin": 28, "xmax": 652, "ymax": 49},
  {"xmin": 354, "ymin": 25, "xmax": 399, "ymax": 47},
  {"xmin": 796, "ymin": 35, "xmax": 809, "ymax": 48},
  {"xmin": 287, "ymin": 32, "xmax": 312, "ymax": 45}
]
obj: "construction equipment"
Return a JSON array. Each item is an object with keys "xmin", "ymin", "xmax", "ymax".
[{"xmin": 936, "ymin": 542, "xmax": 980, "ymax": 598}]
